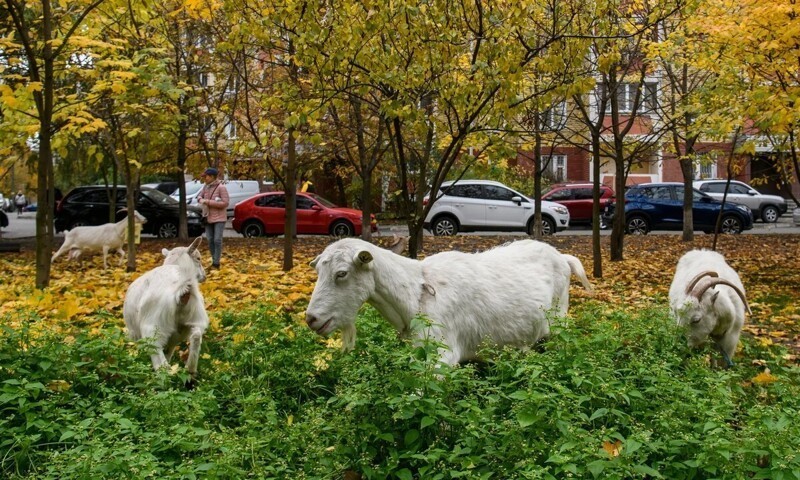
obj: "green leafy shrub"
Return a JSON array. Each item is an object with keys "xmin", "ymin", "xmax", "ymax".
[{"xmin": 1, "ymin": 301, "xmax": 798, "ymax": 479}]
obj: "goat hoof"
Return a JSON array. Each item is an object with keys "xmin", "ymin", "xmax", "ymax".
[{"xmin": 185, "ymin": 378, "xmax": 197, "ymax": 390}]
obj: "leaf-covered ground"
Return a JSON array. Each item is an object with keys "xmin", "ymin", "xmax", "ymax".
[{"xmin": 0, "ymin": 234, "xmax": 798, "ymax": 358}]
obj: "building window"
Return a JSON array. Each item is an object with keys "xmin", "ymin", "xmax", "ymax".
[
  {"xmin": 224, "ymin": 119, "xmax": 237, "ymax": 139},
  {"xmin": 544, "ymin": 155, "xmax": 567, "ymax": 182},
  {"xmin": 695, "ymin": 155, "xmax": 717, "ymax": 179},
  {"xmin": 615, "ymin": 83, "xmax": 657, "ymax": 113},
  {"xmin": 541, "ymin": 101, "xmax": 567, "ymax": 130}
]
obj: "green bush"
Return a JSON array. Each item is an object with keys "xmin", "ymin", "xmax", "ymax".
[{"xmin": 1, "ymin": 301, "xmax": 798, "ymax": 479}]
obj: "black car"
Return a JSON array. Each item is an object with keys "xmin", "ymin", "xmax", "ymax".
[
  {"xmin": 55, "ymin": 185, "xmax": 204, "ymax": 238},
  {"xmin": 602, "ymin": 182, "xmax": 754, "ymax": 234}
]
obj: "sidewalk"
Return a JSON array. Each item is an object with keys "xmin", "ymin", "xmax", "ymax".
[{"xmin": 3, "ymin": 209, "xmax": 800, "ymax": 240}]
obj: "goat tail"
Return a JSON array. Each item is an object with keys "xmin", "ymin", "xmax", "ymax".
[{"xmin": 563, "ymin": 254, "xmax": 593, "ymax": 293}]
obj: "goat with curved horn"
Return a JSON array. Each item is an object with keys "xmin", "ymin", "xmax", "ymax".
[
  {"xmin": 684, "ymin": 271, "xmax": 718, "ymax": 295},
  {"xmin": 690, "ymin": 276, "xmax": 752, "ymax": 316},
  {"xmin": 669, "ymin": 250, "xmax": 750, "ymax": 368}
]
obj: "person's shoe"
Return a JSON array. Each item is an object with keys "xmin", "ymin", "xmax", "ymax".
[{"xmin": 211, "ymin": 263, "xmax": 220, "ymax": 269}]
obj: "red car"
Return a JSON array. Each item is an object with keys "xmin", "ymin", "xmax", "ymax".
[
  {"xmin": 542, "ymin": 183, "xmax": 615, "ymax": 225},
  {"xmin": 232, "ymin": 191, "xmax": 378, "ymax": 237}
]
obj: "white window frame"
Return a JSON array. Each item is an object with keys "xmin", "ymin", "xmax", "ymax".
[
  {"xmin": 695, "ymin": 157, "xmax": 717, "ymax": 179},
  {"xmin": 616, "ymin": 83, "xmax": 657, "ymax": 113},
  {"xmin": 224, "ymin": 119, "xmax": 238, "ymax": 139},
  {"xmin": 541, "ymin": 101, "xmax": 567, "ymax": 130},
  {"xmin": 544, "ymin": 154, "xmax": 567, "ymax": 182}
]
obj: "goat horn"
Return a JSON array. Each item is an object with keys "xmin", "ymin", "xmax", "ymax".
[
  {"xmin": 685, "ymin": 271, "xmax": 718, "ymax": 295},
  {"xmin": 690, "ymin": 277, "xmax": 751, "ymax": 315},
  {"xmin": 187, "ymin": 236, "xmax": 203, "ymax": 254}
]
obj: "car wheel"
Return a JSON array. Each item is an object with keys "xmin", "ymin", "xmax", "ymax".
[
  {"xmin": 761, "ymin": 205, "xmax": 779, "ymax": 223},
  {"xmin": 242, "ymin": 220, "xmax": 265, "ymax": 238},
  {"xmin": 158, "ymin": 221, "xmax": 179, "ymax": 238},
  {"xmin": 432, "ymin": 215, "xmax": 458, "ymax": 236},
  {"xmin": 330, "ymin": 220, "xmax": 354, "ymax": 237},
  {"xmin": 721, "ymin": 215, "xmax": 743, "ymax": 234},
  {"xmin": 626, "ymin": 215, "xmax": 649, "ymax": 235},
  {"xmin": 528, "ymin": 216, "xmax": 556, "ymax": 235}
]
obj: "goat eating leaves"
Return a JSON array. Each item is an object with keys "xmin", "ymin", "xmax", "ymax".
[
  {"xmin": 669, "ymin": 249, "xmax": 750, "ymax": 367},
  {"xmin": 305, "ymin": 238, "xmax": 592, "ymax": 365},
  {"xmin": 123, "ymin": 237, "xmax": 208, "ymax": 383}
]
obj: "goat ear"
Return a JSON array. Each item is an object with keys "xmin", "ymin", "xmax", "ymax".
[
  {"xmin": 187, "ymin": 236, "xmax": 203, "ymax": 253},
  {"xmin": 354, "ymin": 250, "xmax": 373, "ymax": 266},
  {"xmin": 310, "ymin": 255, "xmax": 320, "ymax": 268},
  {"xmin": 711, "ymin": 290, "xmax": 720, "ymax": 304},
  {"xmin": 161, "ymin": 248, "xmax": 170, "ymax": 257}
]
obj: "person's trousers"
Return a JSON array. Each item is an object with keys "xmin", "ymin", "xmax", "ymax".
[{"xmin": 205, "ymin": 221, "xmax": 225, "ymax": 266}]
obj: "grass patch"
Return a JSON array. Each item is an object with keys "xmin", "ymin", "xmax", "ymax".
[{"xmin": 1, "ymin": 301, "xmax": 799, "ymax": 479}]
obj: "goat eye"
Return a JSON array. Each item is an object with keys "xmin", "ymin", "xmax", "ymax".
[{"xmin": 336, "ymin": 271, "xmax": 347, "ymax": 279}]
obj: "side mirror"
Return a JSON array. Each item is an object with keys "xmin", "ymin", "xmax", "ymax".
[
  {"xmin": 511, "ymin": 196, "xmax": 522, "ymax": 205},
  {"xmin": 311, "ymin": 204, "xmax": 322, "ymax": 211},
  {"xmin": 748, "ymin": 190, "xmax": 758, "ymax": 196}
]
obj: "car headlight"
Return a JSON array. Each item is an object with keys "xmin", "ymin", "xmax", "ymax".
[{"xmin": 553, "ymin": 206, "xmax": 568, "ymax": 215}]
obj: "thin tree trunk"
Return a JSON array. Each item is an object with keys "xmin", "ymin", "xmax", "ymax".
[
  {"xmin": 591, "ymin": 135, "xmax": 603, "ymax": 278},
  {"xmin": 283, "ymin": 127, "xmax": 297, "ymax": 271}
]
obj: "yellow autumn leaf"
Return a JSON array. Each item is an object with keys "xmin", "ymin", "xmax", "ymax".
[
  {"xmin": 752, "ymin": 370, "xmax": 778, "ymax": 385},
  {"xmin": 602, "ymin": 440, "xmax": 622, "ymax": 457},
  {"xmin": 47, "ymin": 380, "xmax": 71, "ymax": 393}
]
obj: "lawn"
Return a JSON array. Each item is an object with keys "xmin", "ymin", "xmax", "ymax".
[{"xmin": 1, "ymin": 234, "xmax": 798, "ymax": 479}]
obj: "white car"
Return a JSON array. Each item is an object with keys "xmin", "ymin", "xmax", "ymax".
[
  {"xmin": 171, "ymin": 180, "xmax": 270, "ymax": 217},
  {"xmin": 693, "ymin": 179, "xmax": 788, "ymax": 223},
  {"xmin": 423, "ymin": 179, "xmax": 570, "ymax": 235}
]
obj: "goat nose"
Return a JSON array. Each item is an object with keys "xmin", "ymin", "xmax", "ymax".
[{"xmin": 305, "ymin": 313, "xmax": 317, "ymax": 326}]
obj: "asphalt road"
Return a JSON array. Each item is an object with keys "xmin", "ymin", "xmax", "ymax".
[{"xmin": 1, "ymin": 209, "xmax": 799, "ymax": 241}]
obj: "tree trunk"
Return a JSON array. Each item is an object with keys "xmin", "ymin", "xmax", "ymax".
[
  {"xmin": 361, "ymin": 170, "xmax": 372, "ymax": 241},
  {"xmin": 680, "ymin": 156, "xmax": 694, "ymax": 241},
  {"xmin": 283, "ymin": 127, "xmax": 297, "ymax": 271},
  {"xmin": 532, "ymin": 126, "xmax": 543, "ymax": 239},
  {"xmin": 610, "ymin": 158, "xmax": 626, "ymax": 261},
  {"xmin": 591, "ymin": 134, "xmax": 603, "ymax": 278},
  {"xmin": 177, "ymin": 126, "xmax": 189, "ymax": 240}
]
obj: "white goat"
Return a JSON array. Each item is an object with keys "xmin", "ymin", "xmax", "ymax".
[
  {"xmin": 305, "ymin": 238, "xmax": 593, "ymax": 365},
  {"xmin": 52, "ymin": 210, "xmax": 147, "ymax": 268},
  {"xmin": 669, "ymin": 249, "xmax": 751, "ymax": 367},
  {"xmin": 123, "ymin": 237, "xmax": 208, "ymax": 381}
]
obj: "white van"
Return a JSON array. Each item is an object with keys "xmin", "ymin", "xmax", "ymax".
[{"xmin": 172, "ymin": 180, "xmax": 266, "ymax": 217}]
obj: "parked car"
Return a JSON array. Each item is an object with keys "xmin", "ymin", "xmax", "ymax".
[
  {"xmin": 172, "ymin": 180, "xmax": 269, "ymax": 217},
  {"xmin": 142, "ymin": 181, "xmax": 180, "ymax": 196},
  {"xmin": 232, "ymin": 191, "xmax": 378, "ymax": 237},
  {"xmin": 423, "ymin": 179, "xmax": 570, "ymax": 236},
  {"xmin": 23, "ymin": 203, "xmax": 37, "ymax": 212},
  {"xmin": 542, "ymin": 182, "xmax": 615, "ymax": 225},
  {"xmin": 0, "ymin": 194, "xmax": 11, "ymax": 212},
  {"xmin": 602, "ymin": 182, "xmax": 754, "ymax": 234},
  {"xmin": 55, "ymin": 185, "xmax": 204, "ymax": 238},
  {"xmin": 693, "ymin": 179, "xmax": 788, "ymax": 223}
]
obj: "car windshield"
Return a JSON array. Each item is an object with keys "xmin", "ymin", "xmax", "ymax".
[
  {"xmin": 308, "ymin": 193, "xmax": 338, "ymax": 208},
  {"xmin": 142, "ymin": 188, "xmax": 178, "ymax": 205},
  {"xmin": 172, "ymin": 182, "xmax": 204, "ymax": 196}
]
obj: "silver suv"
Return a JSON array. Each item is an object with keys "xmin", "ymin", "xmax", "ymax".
[
  {"xmin": 423, "ymin": 179, "xmax": 570, "ymax": 235},
  {"xmin": 693, "ymin": 180, "xmax": 788, "ymax": 223}
]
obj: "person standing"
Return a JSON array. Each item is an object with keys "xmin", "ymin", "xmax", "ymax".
[
  {"xmin": 197, "ymin": 168, "xmax": 229, "ymax": 269},
  {"xmin": 14, "ymin": 191, "xmax": 26, "ymax": 217}
]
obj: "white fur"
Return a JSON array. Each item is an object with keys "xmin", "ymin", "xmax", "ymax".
[
  {"xmin": 123, "ymin": 237, "xmax": 208, "ymax": 378},
  {"xmin": 52, "ymin": 210, "xmax": 147, "ymax": 268},
  {"xmin": 669, "ymin": 249, "xmax": 748, "ymax": 363},
  {"xmin": 305, "ymin": 238, "xmax": 592, "ymax": 365}
]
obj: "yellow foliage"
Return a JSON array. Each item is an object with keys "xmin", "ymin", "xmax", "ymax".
[{"xmin": 752, "ymin": 369, "xmax": 778, "ymax": 385}]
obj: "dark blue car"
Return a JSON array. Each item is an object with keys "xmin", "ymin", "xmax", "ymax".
[{"xmin": 602, "ymin": 182, "xmax": 754, "ymax": 234}]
